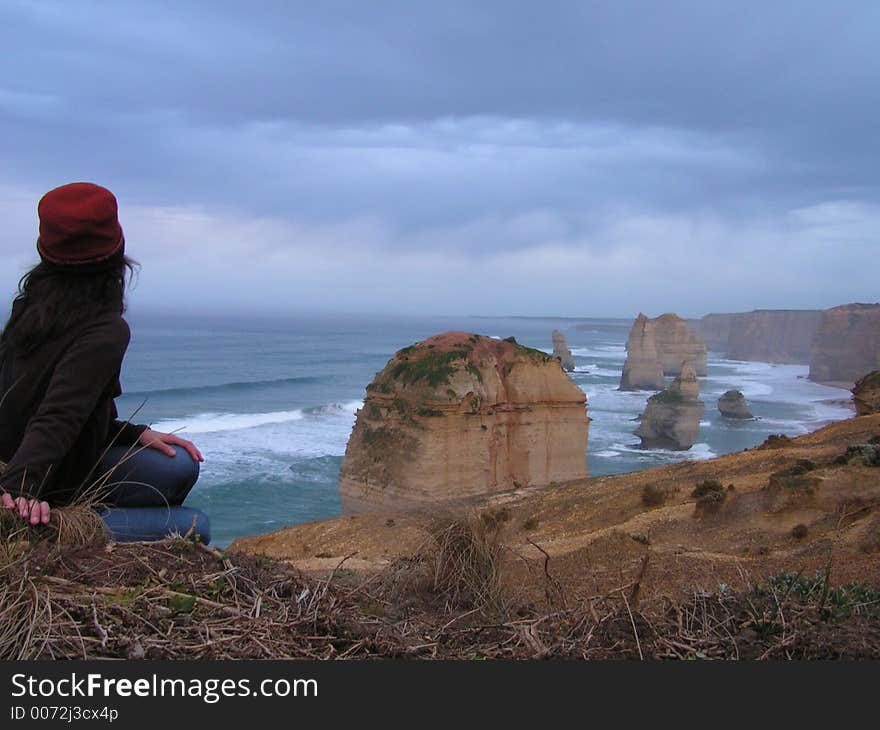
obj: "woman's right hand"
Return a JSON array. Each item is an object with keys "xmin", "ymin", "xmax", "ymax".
[{"xmin": 1, "ymin": 492, "xmax": 51, "ymax": 525}]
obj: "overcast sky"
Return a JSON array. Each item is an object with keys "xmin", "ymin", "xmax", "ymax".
[{"xmin": 1, "ymin": 1, "xmax": 877, "ymax": 318}]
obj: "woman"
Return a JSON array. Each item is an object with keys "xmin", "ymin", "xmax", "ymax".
[{"xmin": 0, "ymin": 182, "xmax": 210, "ymax": 542}]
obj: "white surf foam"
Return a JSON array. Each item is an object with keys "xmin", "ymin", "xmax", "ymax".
[{"xmin": 152, "ymin": 409, "xmax": 306, "ymax": 434}]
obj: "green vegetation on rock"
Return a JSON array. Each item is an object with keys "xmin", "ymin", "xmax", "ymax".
[
  {"xmin": 650, "ymin": 389, "xmax": 684, "ymax": 404},
  {"xmin": 391, "ymin": 348, "xmax": 472, "ymax": 388}
]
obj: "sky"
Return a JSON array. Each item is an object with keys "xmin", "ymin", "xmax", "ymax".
[{"xmin": 0, "ymin": 0, "xmax": 878, "ymax": 318}]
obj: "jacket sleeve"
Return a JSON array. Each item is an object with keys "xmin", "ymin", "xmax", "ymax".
[
  {"xmin": 109, "ymin": 410, "xmax": 149, "ymax": 446},
  {"xmin": 0, "ymin": 317, "xmax": 131, "ymax": 500}
]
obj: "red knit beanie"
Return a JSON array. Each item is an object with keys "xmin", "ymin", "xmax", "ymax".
[{"xmin": 37, "ymin": 182, "xmax": 125, "ymax": 266}]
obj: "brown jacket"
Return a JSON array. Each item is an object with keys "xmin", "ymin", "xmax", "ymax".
[{"xmin": 0, "ymin": 306, "xmax": 146, "ymax": 504}]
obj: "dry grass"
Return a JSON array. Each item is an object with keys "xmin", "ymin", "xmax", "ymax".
[
  {"xmin": 0, "ymin": 527, "xmax": 878, "ymax": 659},
  {"xmin": 0, "ymin": 505, "xmax": 106, "ymax": 551},
  {"xmin": 376, "ymin": 512, "xmax": 505, "ymax": 614}
]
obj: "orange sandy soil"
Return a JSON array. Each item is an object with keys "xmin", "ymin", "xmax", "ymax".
[{"xmin": 233, "ymin": 414, "xmax": 880, "ymax": 602}]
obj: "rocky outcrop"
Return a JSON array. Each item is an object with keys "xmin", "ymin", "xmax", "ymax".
[
  {"xmin": 551, "ymin": 330, "xmax": 575, "ymax": 372},
  {"xmin": 718, "ymin": 389, "xmax": 753, "ymax": 419},
  {"xmin": 619, "ymin": 314, "xmax": 665, "ymax": 391},
  {"xmin": 809, "ymin": 304, "xmax": 880, "ymax": 385},
  {"xmin": 634, "ymin": 362, "xmax": 704, "ymax": 450},
  {"xmin": 650, "ymin": 313, "xmax": 707, "ymax": 376},
  {"xmin": 338, "ymin": 332, "xmax": 589, "ymax": 512},
  {"xmin": 692, "ymin": 310, "xmax": 822, "ymax": 363},
  {"xmin": 851, "ymin": 371, "xmax": 880, "ymax": 415}
]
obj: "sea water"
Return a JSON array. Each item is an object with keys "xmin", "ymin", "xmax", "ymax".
[{"xmin": 116, "ymin": 313, "xmax": 853, "ymax": 546}]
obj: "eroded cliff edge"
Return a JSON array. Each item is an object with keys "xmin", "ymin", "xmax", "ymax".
[
  {"xmin": 338, "ymin": 332, "xmax": 589, "ymax": 512},
  {"xmin": 233, "ymin": 413, "xmax": 880, "ymax": 606},
  {"xmin": 809, "ymin": 303, "xmax": 880, "ymax": 385},
  {"xmin": 691, "ymin": 309, "xmax": 822, "ymax": 363}
]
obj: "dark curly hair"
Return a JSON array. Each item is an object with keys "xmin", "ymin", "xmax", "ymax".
[{"xmin": 1, "ymin": 255, "xmax": 139, "ymax": 355}]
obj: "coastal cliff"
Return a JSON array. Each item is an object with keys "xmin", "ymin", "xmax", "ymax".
[
  {"xmin": 338, "ymin": 332, "xmax": 589, "ymax": 512},
  {"xmin": 551, "ymin": 329, "xmax": 575, "ymax": 372},
  {"xmin": 634, "ymin": 361, "xmax": 704, "ymax": 450},
  {"xmin": 809, "ymin": 304, "xmax": 880, "ymax": 385},
  {"xmin": 692, "ymin": 310, "xmax": 822, "ymax": 363},
  {"xmin": 852, "ymin": 371, "xmax": 880, "ymax": 416},
  {"xmin": 619, "ymin": 314, "xmax": 665, "ymax": 391},
  {"xmin": 651, "ymin": 313, "xmax": 707, "ymax": 376},
  {"xmin": 233, "ymin": 414, "xmax": 880, "ymax": 634},
  {"xmin": 689, "ymin": 313, "xmax": 734, "ymax": 351}
]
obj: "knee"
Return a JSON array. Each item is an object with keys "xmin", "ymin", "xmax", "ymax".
[{"xmin": 173, "ymin": 449, "xmax": 200, "ymax": 488}]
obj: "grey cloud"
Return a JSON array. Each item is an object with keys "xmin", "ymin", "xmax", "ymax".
[{"xmin": 0, "ymin": 1, "xmax": 877, "ymax": 315}]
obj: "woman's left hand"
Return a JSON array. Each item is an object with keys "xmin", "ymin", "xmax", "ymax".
[{"xmin": 138, "ymin": 428, "xmax": 204, "ymax": 462}]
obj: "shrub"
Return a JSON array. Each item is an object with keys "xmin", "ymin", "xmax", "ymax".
[
  {"xmin": 768, "ymin": 470, "xmax": 821, "ymax": 495},
  {"xmin": 791, "ymin": 523, "xmax": 808, "ymax": 540},
  {"xmin": 774, "ymin": 459, "xmax": 817, "ymax": 477},
  {"xmin": 841, "ymin": 443, "xmax": 880, "ymax": 467},
  {"xmin": 759, "ymin": 434, "xmax": 793, "ymax": 450},
  {"xmin": 642, "ymin": 483, "xmax": 669, "ymax": 507},
  {"xmin": 692, "ymin": 479, "xmax": 726, "ymax": 512},
  {"xmin": 415, "ymin": 407, "xmax": 444, "ymax": 417},
  {"xmin": 692, "ymin": 479, "xmax": 724, "ymax": 499},
  {"xmin": 480, "ymin": 507, "xmax": 511, "ymax": 531}
]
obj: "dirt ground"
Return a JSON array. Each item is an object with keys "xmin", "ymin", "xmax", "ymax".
[
  {"xmin": 234, "ymin": 413, "xmax": 880, "ymax": 604},
  {"xmin": 3, "ymin": 414, "xmax": 878, "ymax": 660}
]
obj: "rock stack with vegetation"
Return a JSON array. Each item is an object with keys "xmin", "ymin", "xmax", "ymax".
[
  {"xmin": 338, "ymin": 332, "xmax": 589, "ymax": 512},
  {"xmin": 634, "ymin": 361, "xmax": 704, "ymax": 450},
  {"xmin": 718, "ymin": 389, "xmax": 753, "ymax": 419}
]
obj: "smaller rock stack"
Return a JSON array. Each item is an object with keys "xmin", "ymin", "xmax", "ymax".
[
  {"xmin": 634, "ymin": 361, "xmax": 705, "ymax": 450},
  {"xmin": 551, "ymin": 330, "xmax": 575, "ymax": 372},
  {"xmin": 717, "ymin": 390, "xmax": 753, "ymax": 419}
]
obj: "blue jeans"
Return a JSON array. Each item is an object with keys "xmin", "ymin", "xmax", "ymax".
[{"xmin": 95, "ymin": 445, "xmax": 211, "ymax": 544}]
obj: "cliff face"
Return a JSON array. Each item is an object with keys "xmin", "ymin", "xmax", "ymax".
[
  {"xmin": 718, "ymin": 389, "xmax": 753, "ymax": 419},
  {"xmin": 551, "ymin": 330, "xmax": 575, "ymax": 372},
  {"xmin": 852, "ymin": 371, "xmax": 880, "ymax": 415},
  {"xmin": 619, "ymin": 314, "xmax": 666, "ymax": 391},
  {"xmin": 651, "ymin": 313, "xmax": 707, "ymax": 376},
  {"xmin": 634, "ymin": 361, "xmax": 704, "ymax": 450},
  {"xmin": 692, "ymin": 310, "xmax": 821, "ymax": 363},
  {"xmin": 691, "ymin": 313, "xmax": 734, "ymax": 352},
  {"xmin": 809, "ymin": 304, "xmax": 880, "ymax": 384},
  {"xmin": 338, "ymin": 332, "xmax": 589, "ymax": 512},
  {"xmin": 727, "ymin": 310, "xmax": 823, "ymax": 363}
]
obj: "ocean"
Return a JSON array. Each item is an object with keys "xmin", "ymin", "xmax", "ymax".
[{"xmin": 116, "ymin": 313, "xmax": 854, "ymax": 547}]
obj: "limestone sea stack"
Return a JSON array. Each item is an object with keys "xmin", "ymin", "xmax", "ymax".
[
  {"xmin": 551, "ymin": 330, "xmax": 575, "ymax": 372},
  {"xmin": 634, "ymin": 361, "xmax": 704, "ymax": 450},
  {"xmin": 650, "ymin": 313, "xmax": 707, "ymax": 376},
  {"xmin": 852, "ymin": 371, "xmax": 880, "ymax": 416},
  {"xmin": 717, "ymin": 389, "xmax": 753, "ymax": 419},
  {"xmin": 338, "ymin": 332, "xmax": 589, "ymax": 513},
  {"xmin": 619, "ymin": 314, "xmax": 665, "ymax": 391},
  {"xmin": 809, "ymin": 303, "xmax": 880, "ymax": 385}
]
